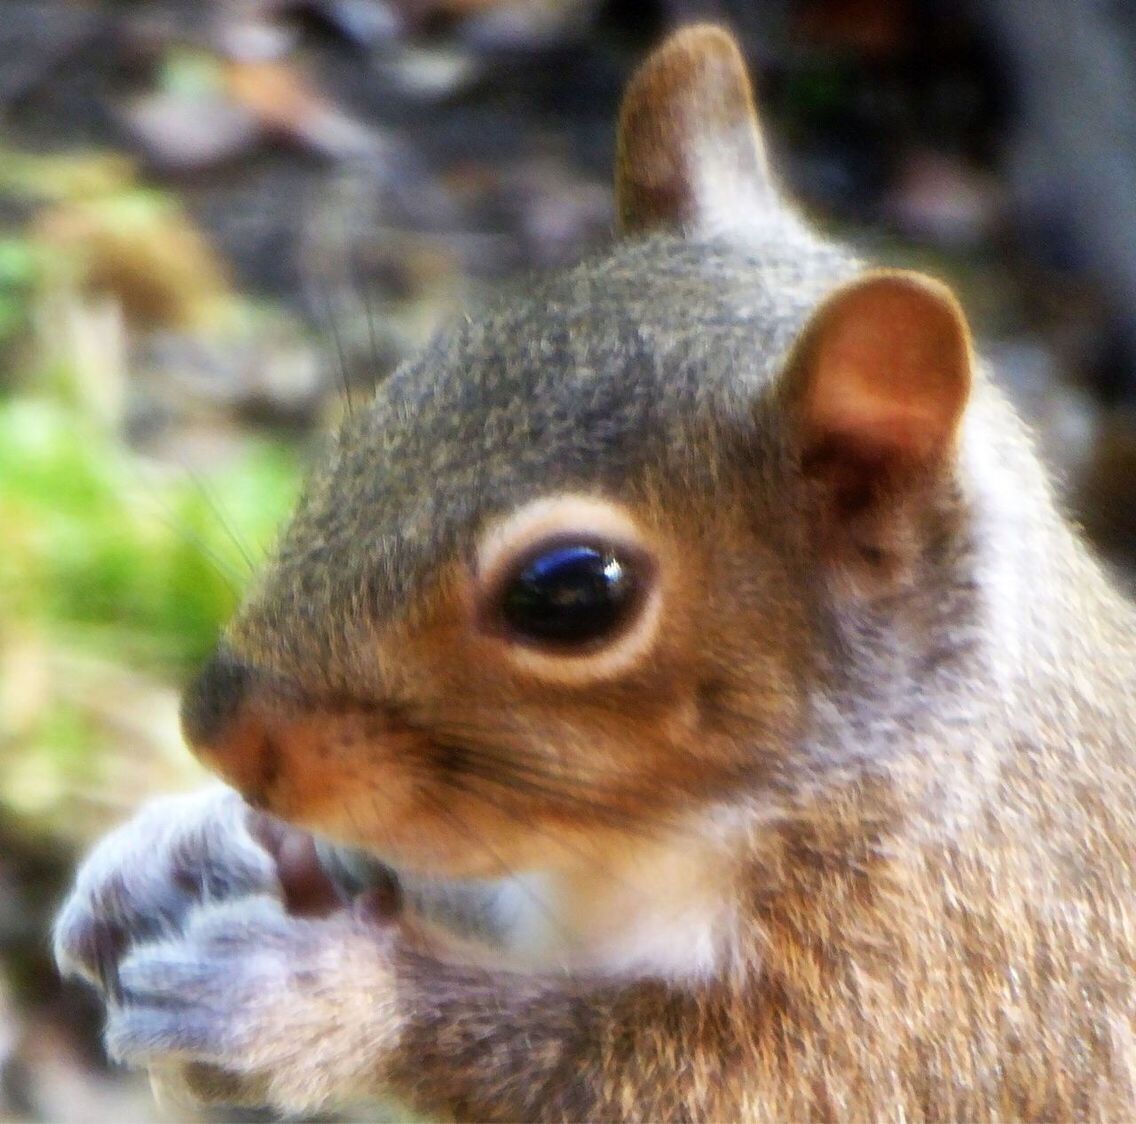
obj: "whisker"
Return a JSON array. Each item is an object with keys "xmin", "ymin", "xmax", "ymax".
[
  {"xmin": 434, "ymin": 770, "xmax": 672, "ymax": 876},
  {"xmin": 429, "ymin": 720, "xmax": 632, "ymax": 789},
  {"xmin": 350, "ymin": 240, "xmax": 383, "ymax": 397},
  {"xmin": 435, "ymin": 712, "xmax": 769, "ymax": 804},
  {"xmin": 136, "ymin": 486, "xmax": 244, "ymax": 600},
  {"xmin": 181, "ymin": 466, "xmax": 258, "ymax": 576},
  {"xmin": 321, "ymin": 287, "xmax": 354, "ymax": 418},
  {"xmin": 429, "ymin": 724, "xmax": 738, "ymax": 821},
  {"xmin": 431, "ymin": 735, "xmax": 609, "ymax": 791},
  {"xmin": 430, "ymin": 742, "xmax": 646, "ymax": 830}
]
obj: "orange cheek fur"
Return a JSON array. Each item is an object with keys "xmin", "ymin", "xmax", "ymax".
[{"xmin": 209, "ymin": 523, "xmax": 802, "ymax": 878}]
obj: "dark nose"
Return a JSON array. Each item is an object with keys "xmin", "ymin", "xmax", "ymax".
[{"xmin": 180, "ymin": 647, "xmax": 251, "ymax": 752}]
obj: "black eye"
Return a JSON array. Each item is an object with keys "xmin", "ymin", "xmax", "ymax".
[{"xmin": 500, "ymin": 543, "xmax": 641, "ymax": 648}]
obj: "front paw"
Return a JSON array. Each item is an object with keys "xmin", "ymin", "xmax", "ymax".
[
  {"xmin": 54, "ymin": 786, "xmax": 282, "ymax": 997},
  {"xmin": 108, "ymin": 896, "xmax": 400, "ymax": 1113}
]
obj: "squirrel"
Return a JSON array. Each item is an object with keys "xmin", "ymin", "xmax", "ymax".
[{"xmin": 53, "ymin": 24, "xmax": 1136, "ymax": 1121}]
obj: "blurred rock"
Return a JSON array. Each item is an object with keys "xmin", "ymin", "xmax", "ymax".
[
  {"xmin": 246, "ymin": 0, "xmax": 408, "ymax": 49},
  {"xmin": 130, "ymin": 313, "xmax": 325, "ymax": 431},
  {"xmin": 1076, "ymin": 408, "xmax": 1136, "ymax": 573},
  {"xmin": 116, "ymin": 27, "xmax": 387, "ymax": 166},
  {"xmin": 387, "ymin": 0, "xmax": 596, "ymax": 38},
  {"xmin": 457, "ymin": 0, "xmax": 602, "ymax": 49},
  {"xmin": 371, "ymin": 42, "xmax": 484, "ymax": 99},
  {"xmin": 303, "ymin": 0, "xmax": 407, "ymax": 49},
  {"xmin": 120, "ymin": 88, "xmax": 263, "ymax": 174},
  {"xmin": 884, "ymin": 151, "xmax": 1003, "ymax": 250},
  {"xmin": 474, "ymin": 157, "xmax": 611, "ymax": 269},
  {"xmin": 223, "ymin": 57, "xmax": 382, "ymax": 158},
  {"xmin": 213, "ymin": 3, "xmax": 301, "ymax": 62}
]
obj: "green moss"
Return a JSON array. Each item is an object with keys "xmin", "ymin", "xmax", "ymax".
[
  {"xmin": 0, "ymin": 237, "xmax": 40, "ymax": 347},
  {"xmin": 0, "ymin": 397, "xmax": 303, "ymax": 673}
]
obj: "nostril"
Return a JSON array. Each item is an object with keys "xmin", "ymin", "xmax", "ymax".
[{"xmin": 180, "ymin": 648, "xmax": 251, "ymax": 751}]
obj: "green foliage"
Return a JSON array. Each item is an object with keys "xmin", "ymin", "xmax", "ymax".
[
  {"xmin": 0, "ymin": 146, "xmax": 310, "ymax": 825},
  {"xmin": 0, "ymin": 237, "xmax": 40, "ymax": 348},
  {"xmin": 0, "ymin": 397, "xmax": 303, "ymax": 673}
]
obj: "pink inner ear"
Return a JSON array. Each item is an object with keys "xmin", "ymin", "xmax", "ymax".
[{"xmin": 799, "ymin": 274, "xmax": 972, "ymax": 468}]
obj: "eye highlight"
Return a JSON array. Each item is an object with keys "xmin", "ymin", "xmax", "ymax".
[
  {"xmin": 498, "ymin": 541, "xmax": 644, "ymax": 649},
  {"xmin": 474, "ymin": 497, "xmax": 663, "ymax": 676}
]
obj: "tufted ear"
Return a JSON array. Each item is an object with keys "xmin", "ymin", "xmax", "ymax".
[
  {"xmin": 615, "ymin": 24, "xmax": 774, "ymax": 237},
  {"xmin": 782, "ymin": 271, "xmax": 974, "ymax": 586}
]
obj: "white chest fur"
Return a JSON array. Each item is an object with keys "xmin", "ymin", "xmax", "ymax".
[{"xmin": 403, "ymin": 811, "xmax": 749, "ymax": 982}]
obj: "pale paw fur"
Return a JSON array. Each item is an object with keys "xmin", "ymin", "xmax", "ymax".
[
  {"xmin": 53, "ymin": 785, "xmax": 281, "ymax": 996},
  {"xmin": 106, "ymin": 895, "xmax": 401, "ymax": 1113}
]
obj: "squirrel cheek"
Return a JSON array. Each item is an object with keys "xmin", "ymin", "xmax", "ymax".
[
  {"xmin": 183, "ymin": 683, "xmax": 413, "ymax": 843},
  {"xmin": 253, "ymin": 714, "xmax": 426, "ymax": 838}
]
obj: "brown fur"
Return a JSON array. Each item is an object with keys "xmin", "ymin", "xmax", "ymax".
[{"xmin": 57, "ymin": 24, "xmax": 1136, "ymax": 1121}]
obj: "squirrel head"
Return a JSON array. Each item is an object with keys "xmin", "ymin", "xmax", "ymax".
[{"xmin": 181, "ymin": 26, "xmax": 975, "ymax": 877}]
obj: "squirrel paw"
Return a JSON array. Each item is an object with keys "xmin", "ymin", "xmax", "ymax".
[
  {"xmin": 106, "ymin": 895, "xmax": 399, "ymax": 1113},
  {"xmin": 53, "ymin": 786, "xmax": 283, "ymax": 998}
]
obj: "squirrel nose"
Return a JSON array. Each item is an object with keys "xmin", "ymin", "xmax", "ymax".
[
  {"xmin": 180, "ymin": 647, "xmax": 251, "ymax": 753},
  {"xmin": 180, "ymin": 649, "xmax": 290, "ymax": 809}
]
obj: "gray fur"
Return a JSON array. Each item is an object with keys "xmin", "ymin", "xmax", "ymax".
[
  {"xmin": 51, "ymin": 25, "xmax": 1136, "ymax": 1121},
  {"xmin": 232, "ymin": 228, "xmax": 857, "ymax": 696}
]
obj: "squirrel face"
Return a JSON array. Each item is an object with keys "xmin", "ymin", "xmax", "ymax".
[{"xmin": 181, "ymin": 28, "xmax": 974, "ymax": 879}]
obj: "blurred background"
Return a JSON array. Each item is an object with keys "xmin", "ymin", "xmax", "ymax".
[{"xmin": 1, "ymin": 0, "xmax": 1134, "ymax": 1119}]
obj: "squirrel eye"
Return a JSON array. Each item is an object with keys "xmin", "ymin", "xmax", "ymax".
[{"xmin": 499, "ymin": 543, "xmax": 641, "ymax": 648}]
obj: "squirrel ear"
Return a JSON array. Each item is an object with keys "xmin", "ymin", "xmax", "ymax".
[
  {"xmin": 787, "ymin": 271, "xmax": 972, "ymax": 472},
  {"xmin": 615, "ymin": 24, "xmax": 773, "ymax": 237},
  {"xmin": 783, "ymin": 271, "xmax": 974, "ymax": 586}
]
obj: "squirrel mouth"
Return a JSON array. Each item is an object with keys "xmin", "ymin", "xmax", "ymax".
[
  {"xmin": 314, "ymin": 837, "xmax": 393, "ymax": 894},
  {"xmin": 311, "ymin": 837, "xmax": 404, "ymax": 921},
  {"xmin": 257, "ymin": 822, "xmax": 404, "ymax": 921}
]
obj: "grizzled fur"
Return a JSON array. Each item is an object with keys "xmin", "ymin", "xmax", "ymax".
[
  {"xmin": 234, "ymin": 228, "xmax": 856, "ymax": 694},
  {"xmin": 55, "ymin": 24, "xmax": 1136, "ymax": 1122}
]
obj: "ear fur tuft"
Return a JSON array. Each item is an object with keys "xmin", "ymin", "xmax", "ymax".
[{"xmin": 615, "ymin": 24, "xmax": 773, "ymax": 237}]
